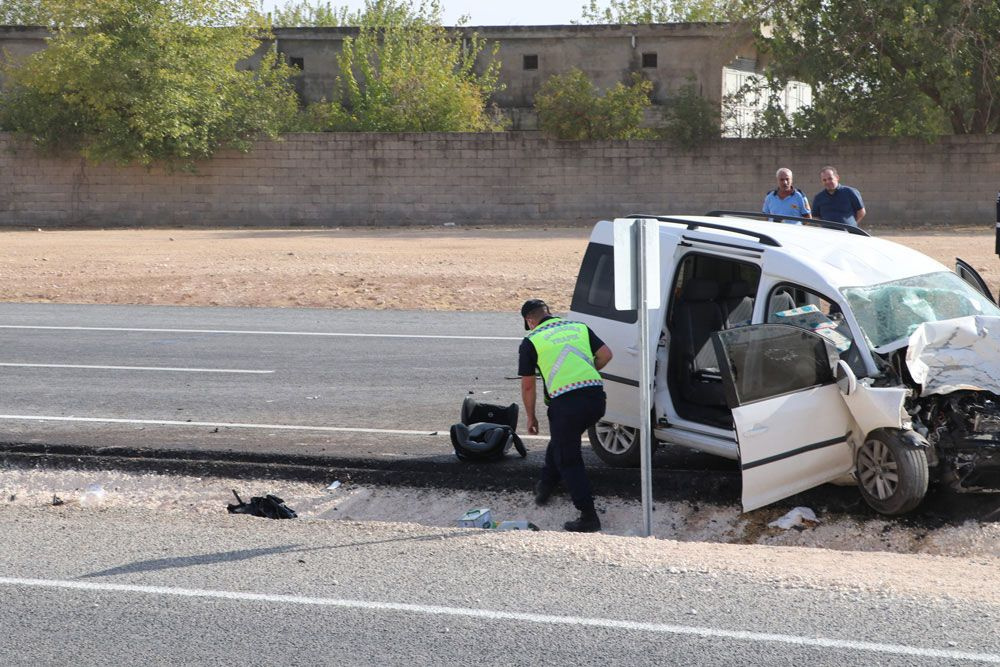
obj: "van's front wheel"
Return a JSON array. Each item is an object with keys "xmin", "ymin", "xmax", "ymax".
[
  {"xmin": 856, "ymin": 429, "xmax": 929, "ymax": 516},
  {"xmin": 588, "ymin": 421, "xmax": 641, "ymax": 467}
]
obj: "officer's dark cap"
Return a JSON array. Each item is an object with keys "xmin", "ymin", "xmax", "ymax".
[{"xmin": 520, "ymin": 299, "xmax": 548, "ymax": 330}]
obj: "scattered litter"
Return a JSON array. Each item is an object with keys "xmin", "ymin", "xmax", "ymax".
[
  {"xmin": 79, "ymin": 483, "xmax": 106, "ymax": 508},
  {"xmin": 306, "ymin": 396, "xmax": 319, "ymax": 400},
  {"xmin": 210, "ymin": 427, "xmax": 219, "ymax": 433},
  {"xmin": 443, "ymin": 222, "xmax": 456, "ymax": 227},
  {"xmin": 325, "ymin": 480, "xmax": 342, "ymax": 491},
  {"xmin": 768, "ymin": 506, "xmax": 820, "ymax": 530},
  {"xmin": 227, "ymin": 490, "xmax": 297, "ymax": 519},
  {"xmin": 496, "ymin": 520, "xmax": 539, "ymax": 531},
  {"xmin": 51, "ymin": 495, "xmax": 64, "ymax": 506},
  {"xmin": 8, "ymin": 494, "xmax": 15, "ymax": 502},
  {"xmin": 457, "ymin": 508, "xmax": 493, "ymax": 529}
]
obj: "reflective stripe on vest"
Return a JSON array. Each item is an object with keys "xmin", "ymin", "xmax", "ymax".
[{"xmin": 526, "ymin": 318, "xmax": 603, "ymax": 399}]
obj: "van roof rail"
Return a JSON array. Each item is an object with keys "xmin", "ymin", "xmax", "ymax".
[
  {"xmin": 626, "ymin": 214, "xmax": 782, "ymax": 248},
  {"xmin": 704, "ymin": 210, "xmax": 872, "ymax": 237}
]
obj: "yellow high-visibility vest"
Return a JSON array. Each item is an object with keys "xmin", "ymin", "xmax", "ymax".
[{"xmin": 526, "ymin": 317, "xmax": 603, "ymax": 400}]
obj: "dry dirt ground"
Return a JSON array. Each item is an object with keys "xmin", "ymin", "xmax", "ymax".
[{"xmin": 1, "ymin": 226, "xmax": 997, "ymax": 311}]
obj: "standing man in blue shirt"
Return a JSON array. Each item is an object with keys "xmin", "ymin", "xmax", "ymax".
[
  {"xmin": 762, "ymin": 167, "xmax": 811, "ymax": 223},
  {"xmin": 812, "ymin": 166, "xmax": 866, "ymax": 226}
]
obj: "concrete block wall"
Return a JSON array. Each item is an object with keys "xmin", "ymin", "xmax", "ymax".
[{"xmin": 1, "ymin": 132, "xmax": 999, "ymax": 228}]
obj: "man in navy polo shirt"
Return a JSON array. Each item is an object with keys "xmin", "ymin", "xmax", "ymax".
[
  {"xmin": 812, "ymin": 166, "xmax": 866, "ymax": 226},
  {"xmin": 762, "ymin": 167, "xmax": 811, "ymax": 223}
]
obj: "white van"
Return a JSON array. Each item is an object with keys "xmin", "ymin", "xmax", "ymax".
[{"xmin": 568, "ymin": 212, "xmax": 1000, "ymax": 515}]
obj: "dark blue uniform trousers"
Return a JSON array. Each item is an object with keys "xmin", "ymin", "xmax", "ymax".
[{"xmin": 540, "ymin": 387, "xmax": 607, "ymax": 512}]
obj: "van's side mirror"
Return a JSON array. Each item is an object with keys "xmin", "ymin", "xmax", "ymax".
[{"xmin": 835, "ymin": 360, "xmax": 857, "ymax": 396}]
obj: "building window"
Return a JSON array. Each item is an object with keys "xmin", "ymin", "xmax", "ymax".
[
  {"xmin": 642, "ymin": 52, "xmax": 657, "ymax": 69},
  {"xmin": 289, "ymin": 56, "xmax": 304, "ymax": 70},
  {"xmin": 523, "ymin": 54, "xmax": 538, "ymax": 70}
]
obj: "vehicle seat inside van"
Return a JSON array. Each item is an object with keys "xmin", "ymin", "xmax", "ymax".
[
  {"xmin": 721, "ymin": 280, "xmax": 754, "ymax": 328},
  {"xmin": 670, "ymin": 278, "xmax": 727, "ymax": 408},
  {"xmin": 767, "ymin": 290, "xmax": 797, "ymax": 321}
]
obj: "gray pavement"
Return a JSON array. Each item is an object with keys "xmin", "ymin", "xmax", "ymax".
[
  {"xmin": 0, "ymin": 302, "xmax": 522, "ymax": 434},
  {"xmin": 2, "ymin": 507, "xmax": 999, "ymax": 666}
]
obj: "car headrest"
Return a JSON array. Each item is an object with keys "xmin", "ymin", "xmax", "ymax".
[
  {"xmin": 724, "ymin": 280, "xmax": 753, "ymax": 299},
  {"xmin": 680, "ymin": 279, "xmax": 719, "ymax": 302}
]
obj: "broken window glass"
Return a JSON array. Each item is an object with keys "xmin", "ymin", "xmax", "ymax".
[{"xmin": 843, "ymin": 271, "xmax": 1000, "ymax": 348}]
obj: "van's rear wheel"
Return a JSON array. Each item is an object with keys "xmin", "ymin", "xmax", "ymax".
[
  {"xmin": 856, "ymin": 430, "xmax": 929, "ymax": 516},
  {"xmin": 588, "ymin": 421, "xmax": 641, "ymax": 467}
]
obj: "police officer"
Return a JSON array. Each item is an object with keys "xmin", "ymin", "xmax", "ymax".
[{"xmin": 519, "ymin": 299, "xmax": 613, "ymax": 532}]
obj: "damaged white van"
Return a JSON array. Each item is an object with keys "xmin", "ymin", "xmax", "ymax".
[{"xmin": 568, "ymin": 212, "xmax": 1000, "ymax": 515}]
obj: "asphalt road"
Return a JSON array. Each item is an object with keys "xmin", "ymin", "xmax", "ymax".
[
  {"xmin": 2, "ymin": 507, "xmax": 999, "ymax": 667},
  {"xmin": 0, "ymin": 303, "xmax": 637, "ymax": 466},
  {"xmin": 0, "ymin": 302, "xmax": 522, "ymax": 449}
]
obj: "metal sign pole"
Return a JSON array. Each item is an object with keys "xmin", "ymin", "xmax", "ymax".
[
  {"xmin": 637, "ymin": 218, "xmax": 654, "ymax": 537},
  {"xmin": 613, "ymin": 217, "xmax": 659, "ymax": 538}
]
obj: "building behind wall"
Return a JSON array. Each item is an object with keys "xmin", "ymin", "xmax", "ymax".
[{"xmin": 0, "ymin": 22, "xmax": 809, "ymax": 133}]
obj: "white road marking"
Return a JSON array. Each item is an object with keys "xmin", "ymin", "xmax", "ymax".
[
  {"xmin": 0, "ymin": 577, "xmax": 996, "ymax": 663},
  {"xmin": 0, "ymin": 363, "xmax": 273, "ymax": 374},
  {"xmin": 0, "ymin": 325, "xmax": 520, "ymax": 341},
  {"xmin": 0, "ymin": 414, "xmax": 549, "ymax": 440}
]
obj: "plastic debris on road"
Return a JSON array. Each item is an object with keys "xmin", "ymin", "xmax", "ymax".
[
  {"xmin": 768, "ymin": 506, "xmax": 820, "ymax": 530},
  {"xmin": 79, "ymin": 483, "xmax": 106, "ymax": 508},
  {"xmin": 227, "ymin": 490, "xmax": 298, "ymax": 519},
  {"xmin": 496, "ymin": 520, "xmax": 539, "ymax": 531},
  {"xmin": 325, "ymin": 480, "xmax": 342, "ymax": 491}
]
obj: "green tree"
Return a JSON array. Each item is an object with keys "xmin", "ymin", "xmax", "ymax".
[
  {"xmin": 0, "ymin": 0, "xmax": 52, "ymax": 24},
  {"xmin": 535, "ymin": 69, "xmax": 652, "ymax": 140},
  {"xmin": 0, "ymin": 0, "xmax": 299, "ymax": 167},
  {"xmin": 762, "ymin": 0, "xmax": 1000, "ymax": 136},
  {"xmin": 661, "ymin": 78, "xmax": 718, "ymax": 147},
  {"xmin": 577, "ymin": 0, "xmax": 745, "ymax": 23},
  {"xmin": 270, "ymin": 0, "xmax": 353, "ymax": 27},
  {"xmin": 309, "ymin": 0, "xmax": 503, "ymax": 132}
]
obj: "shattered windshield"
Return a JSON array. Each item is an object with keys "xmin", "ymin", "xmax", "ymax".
[{"xmin": 842, "ymin": 271, "xmax": 1000, "ymax": 348}]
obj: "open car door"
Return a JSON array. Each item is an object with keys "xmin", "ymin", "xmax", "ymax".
[
  {"xmin": 955, "ymin": 258, "xmax": 996, "ymax": 304},
  {"xmin": 712, "ymin": 324, "xmax": 854, "ymax": 512}
]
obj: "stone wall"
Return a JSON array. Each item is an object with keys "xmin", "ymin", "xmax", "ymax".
[{"xmin": 1, "ymin": 132, "xmax": 998, "ymax": 228}]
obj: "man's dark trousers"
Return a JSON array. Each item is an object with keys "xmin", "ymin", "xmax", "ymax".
[{"xmin": 540, "ymin": 387, "xmax": 606, "ymax": 512}]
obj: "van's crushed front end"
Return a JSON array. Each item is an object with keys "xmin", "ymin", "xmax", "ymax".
[
  {"xmin": 906, "ymin": 316, "xmax": 1000, "ymax": 492},
  {"xmin": 913, "ymin": 391, "xmax": 1000, "ymax": 492}
]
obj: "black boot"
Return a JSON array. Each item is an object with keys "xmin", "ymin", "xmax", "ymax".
[
  {"xmin": 534, "ymin": 481, "xmax": 554, "ymax": 506},
  {"xmin": 564, "ymin": 509, "xmax": 601, "ymax": 533}
]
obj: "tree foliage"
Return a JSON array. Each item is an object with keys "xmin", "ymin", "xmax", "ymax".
[
  {"xmin": 0, "ymin": 0, "xmax": 53, "ymax": 25},
  {"xmin": 0, "ymin": 0, "xmax": 299, "ymax": 166},
  {"xmin": 304, "ymin": 0, "xmax": 504, "ymax": 132},
  {"xmin": 661, "ymin": 78, "xmax": 719, "ymax": 147},
  {"xmin": 577, "ymin": 0, "xmax": 743, "ymax": 23},
  {"xmin": 535, "ymin": 69, "xmax": 652, "ymax": 140},
  {"xmin": 270, "ymin": 0, "xmax": 353, "ymax": 27},
  {"xmin": 763, "ymin": 0, "xmax": 1000, "ymax": 136}
]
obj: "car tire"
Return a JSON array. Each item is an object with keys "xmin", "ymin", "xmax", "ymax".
[
  {"xmin": 588, "ymin": 421, "xmax": 642, "ymax": 467},
  {"xmin": 855, "ymin": 429, "xmax": 929, "ymax": 516}
]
